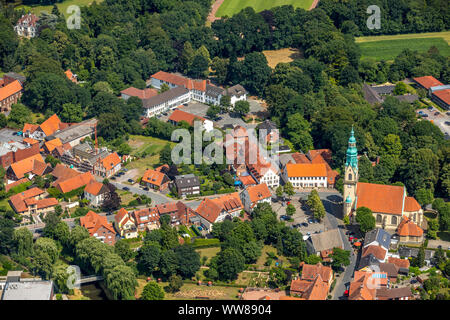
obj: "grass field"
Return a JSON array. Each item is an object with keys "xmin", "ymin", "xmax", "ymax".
[
  {"xmin": 195, "ymin": 247, "xmax": 221, "ymax": 265},
  {"xmin": 215, "ymin": 0, "xmax": 314, "ymax": 17},
  {"xmin": 263, "ymin": 48, "xmax": 303, "ymax": 69},
  {"xmin": 16, "ymin": 0, "xmax": 103, "ymax": 18},
  {"xmin": 356, "ymin": 31, "xmax": 450, "ymax": 61}
]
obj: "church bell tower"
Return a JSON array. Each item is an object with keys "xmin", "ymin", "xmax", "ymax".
[{"xmin": 343, "ymin": 126, "xmax": 358, "ymax": 217}]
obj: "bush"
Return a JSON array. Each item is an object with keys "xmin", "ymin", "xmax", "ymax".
[{"xmin": 191, "ymin": 238, "xmax": 221, "ymax": 248}]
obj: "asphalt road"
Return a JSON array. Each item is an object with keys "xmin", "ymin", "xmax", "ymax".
[
  {"xmin": 417, "ymin": 107, "xmax": 450, "ymax": 138},
  {"xmin": 111, "ymin": 181, "xmax": 171, "ymax": 205}
]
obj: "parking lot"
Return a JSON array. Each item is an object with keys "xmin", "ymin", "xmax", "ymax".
[
  {"xmin": 271, "ymin": 196, "xmax": 325, "ymax": 236},
  {"xmin": 417, "ymin": 107, "xmax": 450, "ymax": 138}
]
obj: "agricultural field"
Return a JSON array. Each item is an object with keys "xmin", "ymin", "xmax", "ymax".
[
  {"xmin": 16, "ymin": 0, "xmax": 103, "ymax": 18},
  {"xmin": 262, "ymin": 48, "xmax": 303, "ymax": 69},
  {"xmin": 215, "ymin": 0, "xmax": 314, "ymax": 18},
  {"xmin": 356, "ymin": 31, "xmax": 450, "ymax": 61}
]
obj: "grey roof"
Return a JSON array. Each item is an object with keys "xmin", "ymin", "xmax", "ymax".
[
  {"xmin": 362, "ymin": 84, "xmax": 383, "ymax": 105},
  {"xmin": 308, "ymin": 228, "xmax": 344, "ymax": 253},
  {"xmin": 47, "ymin": 118, "xmax": 97, "ymax": 144},
  {"xmin": 371, "ymin": 85, "xmax": 395, "ymax": 95},
  {"xmin": 358, "ymin": 253, "xmax": 380, "ymax": 270},
  {"xmin": 174, "ymin": 174, "xmax": 200, "ymax": 188},
  {"xmin": 258, "ymin": 120, "xmax": 277, "ymax": 132},
  {"xmin": 379, "ymin": 263, "xmax": 399, "ymax": 277},
  {"xmin": 4, "ymin": 72, "xmax": 26, "ymax": 84},
  {"xmin": 364, "ymin": 228, "xmax": 391, "ymax": 250},
  {"xmin": 376, "ymin": 287, "xmax": 412, "ymax": 299},
  {"xmin": 394, "ymin": 94, "xmax": 418, "ymax": 103},
  {"xmin": 206, "ymin": 84, "xmax": 225, "ymax": 98},
  {"xmin": 226, "ymin": 84, "xmax": 247, "ymax": 97},
  {"xmin": 143, "ymin": 86, "xmax": 189, "ymax": 109},
  {"xmin": 398, "ymin": 247, "xmax": 434, "ymax": 260},
  {"xmin": 2, "ymin": 281, "xmax": 53, "ymax": 300},
  {"xmin": 279, "ymin": 153, "xmax": 295, "ymax": 167}
]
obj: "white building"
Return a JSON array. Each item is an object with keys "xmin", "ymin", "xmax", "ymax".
[
  {"xmin": 282, "ymin": 163, "xmax": 328, "ymax": 188},
  {"xmin": 84, "ymin": 181, "xmax": 109, "ymax": 207},
  {"xmin": 14, "ymin": 14, "xmax": 39, "ymax": 38}
]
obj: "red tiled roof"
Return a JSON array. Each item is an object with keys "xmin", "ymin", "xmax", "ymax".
[
  {"xmin": 23, "ymin": 137, "xmax": 39, "ymax": 145},
  {"xmin": 80, "ymin": 211, "xmax": 116, "ymax": 236},
  {"xmin": 121, "ymin": 87, "xmax": 158, "ymax": 99},
  {"xmin": 84, "ymin": 181, "xmax": 107, "ymax": 196},
  {"xmin": 168, "ymin": 109, "xmax": 205, "ymax": 126},
  {"xmin": 5, "ymin": 178, "xmax": 30, "ymax": 192},
  {"xmin": 362, "ymin": 245, "xmax": 387, "ymax": 261},
  {"xmin": 285, "ymin": 163, "xmax": 327, "ymax": 177},
  {"xmin": 404, "ymin": 196, "xmax": 421, "ymax": 212},
  {"xmin": 239, "ymin": 175, "xmax": 257, "ymax": 186},
  {"xmin": 356, "ymin": 182, "xmax": 404, "ymax": 215},
  {"xmin": 100, "ymin": 152, "xmax": 121, "ymax": 171},
  {"xmin": 152, "ymin": 71, "xmax": 190, "ymax": 87},
  {"xmin": 196, "ymin": 193, "xmax": 243, "ymax": 223},
  {"xmin": 36, "ymin": 198, "xmax": 58, "ymax": 209},
  {"xmin": 55, "ymin": 171, "xmax": 95, "ymax": 194},
  {"xmin": 23, "ymin": 123, "xmax": 39, "ymax": 134},
  {"xmin": 291, "ymin": 153, "xmax": 311, "ymax": 164},
  {"xmin": 0, "ymin": 80, "xmax": 22, "ymax": 101},
  {"xmin": 115, "ymin": 208, "xmax": 129, "ymax": 225},
  {"xmin": 301, "ymin": 263, "xmax": 333, "ymax": 283},
  {"xmin": 142, "ymin": 169, "xmax": 169, "ymax": 187},
  {"xmin": 133, "ymin": 208, "xmax": 160, "ymax": 226},
  {"xmin": 387, "ymin": 257, "xmax": 410, "ymax": 269},
  {"xmin": 413, "ymin": 76, "xmax": 444, "ymax": 89},
  {"xmin": 9, "ymin": 154, "xmax": 48, "ymax": 179},
  {"xmin": 397, "ymin": 217, "xmax": 423, "ymax": 237},
  {"xmin": 246, "ymin": 183, "xmax": 271, "ymax": 206},
  {"xmin": 432, "ymin": 89, "xmax": 450, "ymax": 106},
  {"xmin": 9, "ymin": 187, "xmax": 46, "ymax": 213},
  {"xmin": 44, "ymin": 138, "xmax": 62, "ymax": 152},
  {"xmin": 39, "ymin": 114, "xmax": 63, "ymax": 137}
]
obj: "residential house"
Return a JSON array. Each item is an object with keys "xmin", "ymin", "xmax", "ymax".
[
  {"xmin": 153, "ymin": 201, "xmax": 197, "ymax": 226},
  {"xmin": 257, "ymin": 120, "xmax": 279, "ymax": 144},
  {"xmin": 43, "ymin": 138, "xmax": 63, "ymax": 154},
  {"xmin": 6, "ymin": 154, "xmax": 51, "ymax": 181},
  {"xmin": 376, "ymin": 287, "xmax": 413, "ymax": 300},
  {"xmin": 84, "ymin": 181, "xmax": 110, "ymax": 207},
  {"xmin": 54, "ymin": 171, "xmax": 95, "ymax": 195},
  {"xmin": 289, "ymin": 263, "xmax": 333, "ymax": 300},
  {"xmin": 396, "ymin": 217, "xmax": 424, "ymax": 243},
  {"xmin": 114, "ymin": 208, "xmax": 138, "ymax": 239},
  {"xmin": 226, "ymin": 84, "xmax": 247, "ymax": 106},
  {"xmin": 0, "ymin": 136, "xmax": 40, "ymax": 169},
  {"xmin": 23, "ymin": 114, "xmax": 71, "ymax": 141},
  {"xmin": 195, "ymin": 193, "xmax": 243, "ymax": 232},
  {"xmin": 5, "ymin": 177, "xmax": 29, "ymax": 192},
  {"xmin": 398, "ymin": 247, "xmax": 435, "ymax": 266},
  {"xmin": 342, "ymin": 128, "xmax": 424, "ymax": 233},
  {"xmin": 239, "ymin": 175, "xmax": 257, "ymax": 188},
  {"xmin": 363, "ymin": 228, "xmax": 391, "ymax": 251},
  {"xmin": 362, "ymin": 83, "xmax": 418, "ymax": 105},
  {"xmin": 168, "ymin": 109, "xmax": 213, "ymax": 132},
  {"xmin": 133, "ymin": 207, "xmax": 160, "ymax": 231},
  {"xmin": 348, "ymin": 271, "xmax": 388, "ymax": 300},
  {"xmin": 9, "ymin": 187, "xmax": 58, "ymax": 217},
  {"xmin": 142, "ymin": 168, "xmax": 171, "ymax": 191},
  {"xmin": 362, "ymin": 245, "xmax": 388, "ymax": 263},
  {"xmin": 173, "ymin": 174, "xmax": 200, "ymax": 197},
  {"xmin": 14, "ymin": 13, "xmax": 39, "ymax": 38},
  {"xmin": 80, "ymin": 211, "xmax": 117, "ymax": 245},
  {"xmin": 93, "ymin": 152, "xmax": 121, "ymax": 178},
  {"xmin": 306, "ymin": 229, "xmax": 344, "ymax": 257},
  {"xmin": 0, "ymin": 80, "xmax": 23, "ymax": 113},
  {"xmin": 247, "ymin": 161, "xmax": 280, "ymax": 188},
  {"xmin": 240, "ymin": 183, "xmax": 272, "ymax": 212}
]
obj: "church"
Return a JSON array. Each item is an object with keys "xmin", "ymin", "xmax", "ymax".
[{"xmin": 342, "ymin": 128, "xmax": 424, "ymax": 242}]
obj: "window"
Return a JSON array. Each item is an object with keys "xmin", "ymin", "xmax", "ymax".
[
  {"xmin": 376, "ymin": 215, "xmax": 382, "ymax": 223},
  {"xmin": 348, "ymin": 173, "xmax": 352, "ymax": 180},
  {"xmin": 391, "ymin": 216, "xmax": 397, "ymax": 225}
]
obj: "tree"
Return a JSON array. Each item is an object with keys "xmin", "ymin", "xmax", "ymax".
[
  {"xmin": 414, "ymin": 246, "xmax": 426, "ymax": 268},
  {"xmin": 283, "ymin": 182, "xmax": 295, "ymax": 199},
  {"xmin": 415, "ymin": 188, "xmax": 434, "ymax": 207},
  {"xmin": 98, "ymin": 113, "xmax": 128, "ymax": 141},
  {"xmin": 285, "ymin": 113, "xmax": 314, "ymax": 153},
  {"xmin": 233, "ymin": 100, "xmax": 250, "ymax": 116},
  {"xmin": 286, "ymin": 204, "xmax": 296, "ymax": 216},
  {"xmin": 159, "ymin": 250, "xmax": 178, "ymax": 277},
  {"xmin": 276, "ymin": 186, "xmax": 284, "ymax": 200},
  {"xmin": 217, "ymin": 248, "xmax": 245, "ymax": 281},
  {"xmin": 174, "ymin": 245, "xmax": 201, "ymax": 279},
  {"xmin": 220, "ymin": 95, "xmax": 231, "ymax": 111},
  {"xmin": 393, "ymin": 82, "xmax": 408, "ymax": 95},
  {"xmin": 115, "ymin": 240, "xmax": 135, "ymax": 262},
  {"xmin": 106, "ymin": 265, "xmax": 137, "ymax": 300},
  {"xmin": 60, "ymin": 103, "xmax": 83, "ymax": 123},
  {"xmin": 206, "ymin": 104, "xmax": 221, "ymax": 120},
  {"xmin": 7, "ymin": 103, "xmax": 32, "ymax": 128},
  {"xmin": 138, "ymin": 243, "xmax": 161, "ymax": 275},
  {"xmin": 42, "ymin": 211, "xmax": 61, "ymax": 239},
  {"xmin": 188, "ymin": 55, "xmax": 209, "ymax": 79},
  {"xmin": 141, "ymin": 281, "xmax": 165, "ymax": 300},
  {"xmin": 242, "ymin": 241, "xmax": 262, "ymax": 264},
  {"xmin": 160, "ymin": 144, "xmax": 173, "ymax": 165},
  {"xmin": 13, "ymin": 228, "xmax": 33, "ymax": 257},
  {"xmin": 68, "ymin": 226, "xmax": 90, "ymax": 252},
  {"xmin": 329, "ymin": 248, "xmax": 351, "ymax": 270},
  {"xmin": 355, "ymin": 207, "xmax": 376, "ymax": 233},
  {"xmin": 165, "ymin": 274, "xmax": 183, "ymax": 293},
  {"xmin": 159, "ymin": 83, "xmax": 170, "ymax": 93},
  {"xmin": 102, "ymin": 184, "xmax": 121, "ymax": 212},
  {"xmin": 307, "ymin": 190, "xmax": 326, "ymax": 221},
  {"xmin": 269, "ymin": 267, "xmax": 288, "ymax": 288}
]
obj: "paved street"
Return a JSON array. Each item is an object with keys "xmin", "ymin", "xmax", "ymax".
[
  {"xmin": 417, "ymin": 107, "xmax": 450, "ymax": 138},
  {"xmin": 110, "ymin": 181, "xmax": 171, "ymax": 205}
]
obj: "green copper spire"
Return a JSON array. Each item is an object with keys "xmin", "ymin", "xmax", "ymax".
[{"xmin": 346, "ymin": 126, "xmax": 358, "ymax": 170}]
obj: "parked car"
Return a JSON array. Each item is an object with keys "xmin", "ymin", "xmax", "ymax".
[
  {"xmin": 144, "ymin": 187, "xmax": 149, "ymax": 191},
  {"xmin": 302, "ymin": 223, "xmax": 308, "ymax": 227},
  {"xmin": 122, "ymin": 187, "xmax": 130, "ymax": 191},
  {"xmin": 308, "ymin": 218, "xmax": 314, "ymax": 224},
  {"xmin": 428, "ymin": 106, "xmax": 433, "ymax": 110},
  {"xmin": 418, "ymin": 111, "xmax": 424, "ymax": 115},
  {"xmin": 434, "ymin": 111, "xmax": 440, "ymax": 116},
  {"xmin": 127, "ymin": 179, "xmax": 134, "ymax": 183},
  {"xmin": 110, "ymin": 176, "xmax": 116, "ymax": 180},
  {"xmin": 445, "ymin": 121, "xmax": 450, "ymax": 126},
  {"xmin": 280, "ymin": 215, "xmax": 289, "ymax": 221},
  {"xmin": 421, "ymin": 114, "xmax": 429, "ymax": 117}
]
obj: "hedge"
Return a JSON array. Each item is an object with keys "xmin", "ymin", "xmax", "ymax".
[{"xmin": 191, "ymin": 238, "xmax": 221, "ymax": 248}]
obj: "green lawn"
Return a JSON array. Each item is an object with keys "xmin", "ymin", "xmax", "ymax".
[
  {"xmin": 16, "ymin": 0, "xmax": 103, "ymax": 18},
  {"xmin": 215, "ymin": 0, "xmax": 314, "ymax": 17},
  {"xmin": 357, "ymin": 33, "xmax": 450, "ymax": 61},
  {"xmin": 196, "ymin": 247, "xmax": 221, "ymax": 265}
]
